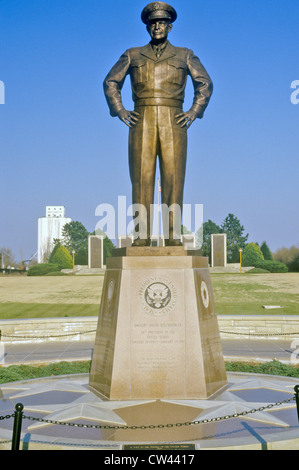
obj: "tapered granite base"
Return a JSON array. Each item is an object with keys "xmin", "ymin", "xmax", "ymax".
[{"xmin": 89, "ymin": 247, "xmax": 227, "ymax": 400}]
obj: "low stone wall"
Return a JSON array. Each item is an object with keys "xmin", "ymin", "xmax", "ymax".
[
  {"xmin": 0, "ymin": 317, "xmax": 98, "ymax": 344},
  {"xmin": 61, "ymin": 265, "xmax": 106, "ymax": 275},
  {"xmin": 218, "ymin": 315, "xmax": 299, "ymax": 339},
  {"xmin": 209, "ymin": 264, "xmax": 254, "ymax": 273},
  {"xmin": 1, "ymin": 315, "xmax": 299, "ymax": 344}
]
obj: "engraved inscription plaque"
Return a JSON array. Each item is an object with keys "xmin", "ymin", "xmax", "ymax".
[{"xmin": 89, "ymin": 249, "xmax": 227, "ymax": 400}]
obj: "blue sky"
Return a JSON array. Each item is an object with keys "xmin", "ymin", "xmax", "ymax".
[{"xmin": 0, "ymin": 0, "xmax": 298, "ymax": 261}]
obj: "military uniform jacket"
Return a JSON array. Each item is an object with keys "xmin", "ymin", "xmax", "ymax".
[{"xmin": 104, "ymin": 41, "xmax": 213, "ymax": 119}]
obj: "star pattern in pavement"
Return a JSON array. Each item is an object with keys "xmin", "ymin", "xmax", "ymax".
[
  {"xmin": 161, "ymin": 398, "xmax": 294, "ymax": 427},
  {"xmin": 4, "ymin": 378, "xmax": 89, "ymax": 399},
  {"xmin": 227, "ymin": 377, "xmax": 297, "ymax": 394},
  {"xmin": 25, "ymin": 393, "xmax": 156, "ymax": 430},
  {"xmin": 1, "ymin": 373, "xmax": 297, "ymax": 432}
]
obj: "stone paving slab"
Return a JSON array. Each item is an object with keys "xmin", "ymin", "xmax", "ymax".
[{"xmin": 0, "ymin": 372, "xmax": 298, "ymax": 450}]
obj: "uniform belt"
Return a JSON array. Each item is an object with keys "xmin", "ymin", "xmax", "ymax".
[{"xmin": 134, "ymin": 98, "xmax": 183, "ymax": 108}]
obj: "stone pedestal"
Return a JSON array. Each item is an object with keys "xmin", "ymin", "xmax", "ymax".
[
  {"xmin": 89, "ymin": 247, "xmax": 227, "ymax": 400},
  {"xmin": 118, "ymin": 236, "xmax": 134, "ymax": 248},
  {"xmin": 211, "ymin": 234, "xmax": 227, "ymax": 267},
  {"xmin": 181, "ymin": 234, "xmax": 196, "ymax": 249},
  {"xmin": 88, "ymin": 235, "xmax": 104, "ymax": 269}
]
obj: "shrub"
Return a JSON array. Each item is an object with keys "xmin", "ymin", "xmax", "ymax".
[
  {"xmin": 287, "ymin": 254, "xmax": 299, "ymax": 272},
  {"xmin": 226, "ymin": 360, "xmax": 299, "ymax": 377},
  {"xmin": 246, "ymin": 267, "xmax": 270, "ymax": 274},
  {"xmin": 74, "ymin": 247, "xmax": 88, "ymax": 265},
  {"xmin": 48, "ymin": 245, "xmax": 73, "ymax": 269},
  {"xmin": 103, "ymin": 236, "xmax": 115, "ymax": 264},
  {"xmin": 48, "ymin": 241, "xmax": 61, "ymax": 263},
  {"xmin": 260, "ymin": 241, "xmax": 273, "ymax": 261},
  {"xmin": 273, "ymin": 245, "xmax": 299, "ymax": 265},
  {"xmin": 45, "ymin": 271, "xmax": 69, "ymax": 276},
  {"xmin": 255, "ymin": 260, "xmax": 288, "ymax": 273},
  {"xmin": 27, "ymin": 263, "xmax": 59, "ymax": 276},
  {"xmin": 242, "ymin": 242, "xmax": 264, "ymax": 267},
  {"xmin": 0, "ymin": 361, "xmax": 91, "ymax": 384}
]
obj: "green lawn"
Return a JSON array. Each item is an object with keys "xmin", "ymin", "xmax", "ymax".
[
  {"xmin": 0, "ymin": 272, "xmax": 298, "ymax": 319},
  {"xmin": 1, "ymin": 359, "xmax": 298, "ymax": 384},
  {"xmin": 211, "ymin": 273, "xmax": 299, "ymax": 315},
  {"xmin": 214, "ymin": 303, "xmax": 298, "ymax": 315},
  {"xmin": 0, "ymin": 302, "xmax": 99, "ymax": 319}
]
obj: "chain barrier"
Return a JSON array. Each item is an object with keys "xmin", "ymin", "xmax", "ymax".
[
  {"xmin": 0, "ymin": 395, "xmax": 295, "ymax": 431},
  {"xmin": 1, "ymin": 329, "xmax": 299, "ymax": 341},
  {"xmin": 0, "ymin": 329, "xmax": 96, "ymax": 340},
  {"xmin": 1, "ymin": 392, "xmax": 298, "ymax": 450},
  {"xmin": 0, "ymin": 413, "xmax": 14, "ymax": 421},
  {"xmin": 22, "ymin": 395, "xmax": 297, "ymax": 429},
  {"xmin": 220, "ymin": 330, "xmax": 299, "ymax": 337}
]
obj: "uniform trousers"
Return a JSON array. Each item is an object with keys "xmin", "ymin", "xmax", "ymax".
[{"xmin": 129, "ymin": 105, "xmax": 187, "ymax": 241}]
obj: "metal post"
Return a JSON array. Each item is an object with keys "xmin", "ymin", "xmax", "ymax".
[
  {"xmin": 157, "ymin": 178, "xmax": 161, "ymax": 246},
  {"xmin": 239, "ymin": 248, "xmax": 243, "ymax": 274},
  {"xmin": 72, "ymin": 250, "xmax": 75, "ymax": 276},
  {"xmin": 295, "ymin": 385, "xmax": 299, "ymax": 423},
  {"xmin": 11, "ymin": 403, "xmax": 24, "ymax": 450}
]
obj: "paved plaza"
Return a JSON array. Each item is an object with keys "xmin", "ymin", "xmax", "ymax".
[
  {"xmin": 0, "ymin": 337, "xmax": 297, "ymax": 366},
  {"xmin": 1, "ymin": 337, "xmax": 299, "ymax": 450},
  {"xmin": 1, "ymin": 371, "xmax": 298, "ymax": 450}
]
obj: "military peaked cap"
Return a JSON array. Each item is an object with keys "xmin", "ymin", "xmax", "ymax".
[{"xmin": 141, "ymin": 2, "xmax": 177, "ymax": 24}]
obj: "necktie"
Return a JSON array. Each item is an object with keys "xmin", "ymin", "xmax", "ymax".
[{"xmin": 156, "ymin": 47, "xmax": 162, "ymax": 59}]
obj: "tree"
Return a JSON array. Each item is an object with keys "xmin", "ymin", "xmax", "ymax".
[
  {"xmin": 62, "ymin": 221, "xmax": 89, "ymax": 262},
  {"xmin": 273, "ymin": 245, "xmax": 299, "ymax": 265},
  {"xmin": 196, "ymin": 220, "xmax": 222, "ymax": 261},
  {"xmin": 0, "ymin": 247, "xmax": 16, "ymax": 268},
  {"xmin": 288, "ymin": 254, "xmax": 299, "ymax": 272},
  {"xmin": 48, "ymin": 239, "xmax": 62, "ymax": 261},
  {"xmin": 242, "ymin": 242, "xmax": 264, "ymax": 267},
  {"xmin": 260, "ymin": 241, "xmax": 273, "ymax": 261},
  {"xmin": 48, "ymin": 245, "xmax": 73, "ymax": 269},
  {"xmin": 93, "ymin": 228, "xmax": 116, "ymax": 264},
  {"xmin": 221, "ymin": 214, "xmax": 248, "ymax": 262},
  {"xmin": 61, "ymin": 221, "xmax": 116, "ymax": 266},
  {"xmin": 181, "ymin": 225, "xmax": 192, "ymax": 234}
]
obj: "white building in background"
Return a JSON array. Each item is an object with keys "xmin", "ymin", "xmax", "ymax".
[{"xmin": 37, "ymin": 206, "xmax": 71, "ymax": 263}]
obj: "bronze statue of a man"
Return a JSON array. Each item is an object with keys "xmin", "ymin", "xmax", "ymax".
[{"xmin": 104, "ymin": 2, "xmax": 213, "ymax": 246}]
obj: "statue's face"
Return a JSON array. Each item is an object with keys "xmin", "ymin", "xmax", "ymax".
[{"xmin": 147, "ymin": 19, "xmax": 173, "ymax": 43}]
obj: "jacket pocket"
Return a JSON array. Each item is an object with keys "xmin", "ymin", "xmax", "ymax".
[
  {"xmin": 130, "ymin": 59, "xmax": 148, "ymax": 84},
  {"xmin": 167, "ymin": 59, "xmax": 187, "ymax": 85}
]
